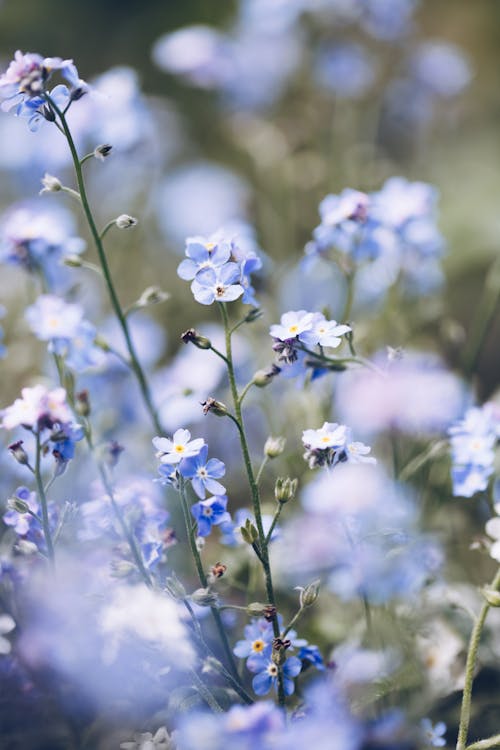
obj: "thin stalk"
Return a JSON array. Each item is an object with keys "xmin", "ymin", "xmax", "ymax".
[
  {"xmin": 34, "ymin": 430, "xmax": 55, "ymax": 566},
  {"xmin": 462, "ymin": 253, "xmax": 500, "ymax": 377},
  {"xmin": 255, "ymin": 456, "xmax": 269, "ymax": 486},
  {"xmin": 45, "ymin": 94, "xmax": 162, "ymax": 435},
  {"xmin": 238, "ymin": 379, "xmax": 255, "ymax": 407},
  {"xmin": 456, "ymin": 568, "xmax": 500, "ymax": 750},
  {"xmin": 100, "ymin": 220, "xmax": 116, "ymax": 241},
  {"xmin": 282, "ymin": 606, "xmax": 304, "ymax": 639},
  {"xmin": 183, "ymin": 599, "xmax": 253, "ymax": 705},
  {"xmin": 178, "ymin": 477, "xmax": 240, "ymax": 681},
  {"xmin": 467, "ymin": 735, "xmax": 500, "ymax": 750},
  {"xmin": 265, "ymin": 504, "xmax": 283, "ymax": 546},
  {"xmin": 218, "ymin": 302, "xmax": 286, "ymax": 707},
  {"xmin": 189, "ymin": 669, "xmax": 224, "ymax": 713}
]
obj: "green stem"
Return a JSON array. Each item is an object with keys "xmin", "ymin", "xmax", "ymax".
[
  {"xmin": 255, "ymin": 456, "xmax": 269, "ymax": 486},
  {"xmin": 282, "ymin": 606, "xmax": 304, "ymax": 639},
  {"xmin": 462, "ymin": 253, "xmax": 500, "ymax": 377},
  {"xmin": 238, "ymin": 379, "xmax": 255, "ymax": 407},
  {"xmin": 45, "ymin": 94, "xmax": 162, "ymax": 435},
  {"xmin": 398, "ymin": 440, "xmax": 447, "ymax": 482},
  {"xmin": 456, "ymin": 568, "xmax": 500, "ymax": 750},
  {"xmin": 189, "ymin": 669, "xmax": 224, "ymax": 713},
  {"xmin": 100, "ymin": 220, "xmax": 116, "ymax": 241},
  {"xmin": 467, "ymin": 735, "xmax": 500, "ymax": 750},
  {"xmin": 183, "ymin": 599, "xmax": 253, "ymax": 705},
  {"xmin": 218, "ymin": 302, "xmax": 286, "ymax": 707},
  {"xmin": 34, "ymin": 430, "xmax": 55, "ymax": 566},
  {"xmin": 342, "ymin": 271, "xmax": 355, "ymax": 322},
  {"xmin": 265, "ymin": 504, "xmax": 283, "ymax": 546},
  {"xmin": 178, "ymin": 477, "xmax": 240, "ymax": 681}
]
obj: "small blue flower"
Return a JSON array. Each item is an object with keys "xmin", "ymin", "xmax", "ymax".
[
  {"xmin": 298, "ymin": 644, "xmax": 325, "ymax": 671},
  {"xmin": 190, "ymin": 263, "xmax": 244, "ymax": 305},
  {"xmin": 177, "ymin": 236, "xmax": 231, "ymax": 281},
  {"xmin": 247, "ymin": 648, "xmax": 302, "ymax": 696},
  {"xmin": 51, "ymin": 421, "xmax": 84, "ymax": 475},
  {"xmin": 178, "ymin": 444, "xmax": 226, "ymax": 499},
  {"xmin": 421, "ymin": 718, "xmax": 447, "ymax": 747},
  {"xmin": 233, "ymin": 618, "xmax": 274, "ymax": 659},
  {"xmin": 190, "ymin": 495, "xmax": 231, "ymax": 537}
]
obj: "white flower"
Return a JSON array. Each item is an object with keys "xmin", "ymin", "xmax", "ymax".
[
  {"xmin": 302, "ymin": 422, "xmax": 347, "ymax": 450},
  {"xmin": 39, "ymin": 173, "xmax": 62, "ymax": 194},
  {"xmin": 153, "ymin": 428, "xmax": 205, "ymax": 464},
  {"xmin": 115, "ymin": 214, "xmax": 138, "ymax": 229}
]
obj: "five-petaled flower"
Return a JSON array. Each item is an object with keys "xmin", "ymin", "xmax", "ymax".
[{"xmin": 153, "ymin": 429, "xmax": 205, "ymax": 465}]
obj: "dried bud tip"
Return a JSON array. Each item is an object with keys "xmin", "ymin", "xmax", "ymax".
[
  {"xmin": 94, "ymin": 144, "xmax": 112, "ymax": 160},
  {"xmin": 75, "ymin": 390, "xmax": 91, "ymax": 417},
  {"xmin": 8, "ymin": 441, "xmax": 29, "ymax": 465},
  {"xmin": 210, "ymin": 562, "xmax": 227, "ymax": 579},
  {"xmin": 253, "ymin": 364, "xmax": 281, "ymax": 388},
  {"xmin": 181, "ymin": 328, "xmax": 211, "ymax": 349},
  {"xmin": 296, "ymin": 579, "xmax": 320, "ymax": 608},
  {"xmin": 115, "ymin": 214, "xmax": 138, "ymax": 229},
  {"xmin": 201, "ymin": 398, "xmax": 229, "ymax": 417}
]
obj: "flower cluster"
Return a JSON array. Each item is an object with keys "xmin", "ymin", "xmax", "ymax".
[
  {"xmin": 449, "ymin": 403, "xmax": 500, "ymax": 497},
  {"xmin": 233, "ymin": 616, "xmax": 322, "ymax": 697},
  {"xmin": 153, "ymin": 429, "xmax": 230, "ymax": 537},
  {"xmin": 177, "ymin": 231, "xmax": 261, "ymax": 306},
  {"xmin": 25, "ymin": 295, "xmax": 104, "ymax": 372},
  {"xmin": 302, "ymin": 422, "xmax": 375, "ymax": 469},
  {"xmin": 306, "ymin": 178, "xmax": 445, "ymax": 294},
  {"xmin": 270, "ymin": 310, "xmax": 350, "ymax": 378},
  {"xmin": 0, "ymin": 50, "xmax": 88, "ymax": 131}
]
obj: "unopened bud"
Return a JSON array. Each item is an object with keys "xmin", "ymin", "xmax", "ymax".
[
  {"xmin": 274, "ymin": 477, "xmax": 298, "ymax": 504},
  {"xmin": 137, "ymin": 286, "xmax": 169, "ymax": 307},
  {"xmin": 482, "ymin": 588, "xmax": 500, "ymax": 607},
  {"xmin": 272, "ymin": 638, "xmax": 291, "ymax": 666},
  {"xmin": 244, "ymin": 308, "xmax": 263, "ymax": 323},
  {"xmin": 264, "ymin": 436, "xmax": 286, "ymax": 459},
  {"xmin": 6, "ymin": 496, "xmax": 30, "ymax": 514},
  {"xmin": 94, "ymin": 144, "xmax": 112, "ymax": 161},
  {"xmin": 296, "ymin": 579, "xmax": 320, "ymax": 608},
  {"xmin": 191, "ymin": 587, "xmax": 218, "ymax": 607},
  {"xmin": 63, "ymin": 254, "xmax": 83, "ymax": 267},
  {"xmin": 253, "ymin": 364, "xmax": 281, "ymax": 388},
  {"xmin": 201, "ymin": 398, "xmax": 229, "ymax": 417},
  {"xmin": 94, "ymin": 335, "xmax": 111, "ymax": 352},
  {"xmin": 262, "ymin": 604, "xmax": 277, "ymax": 622},
  {"xmin": 115, "ymin": 214, "xmax": 137, "ymax": 229},
  {"xmin": 75, "ymin": 390, "xmax": 91, "ymax": 417},
  {"xmin": 165, "ymin": 574, "xmax": 187, "ymax": 600},
  {"xmin": 8, "ymin": 441, "xmax": 29, "ymax": 466},
  {"xmin": 103, "ymin": 440, "xmax": 124, "ymax": 468},
  {"xmin": 240, "ymin": 518, "xmax": 259, "ymax": 545},
  {"xmin": 246, "ymin": 602, "xmax": 271, "ymax": 617},
  {"xmin": 39, "ymin": 173, "xmax": 62, "ymax": 194},
  {"xmin": 181, "ymin": 328, "xmax": 211, "ymax": 349},
  {"xmin": 208, "ymin": 562, "xmax": 227, "ymax": 583}
]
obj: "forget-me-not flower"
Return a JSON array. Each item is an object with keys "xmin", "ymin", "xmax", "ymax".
[{"xmin": 178, "ymin": 444, "xmax": 226, "ymax": 499}]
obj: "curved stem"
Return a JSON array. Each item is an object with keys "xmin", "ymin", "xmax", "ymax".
[
  {"xmin": 456, "ymin": 568, "xmax": 500, "ymax": 750},
  {"xmin": 218, "ymin": 302, "xmax": 286, "ymax": 706},
  {"xmin": 467, "ymin": 736, "xmax": 500, "ymax": 750},
  {"xmin": 45, "ymin": 94, "xmax": 162, "ymax": 435},
  {"xmin": 178, "ymin": 477, "xmax": 240, "ymax": 681},
  {"xmin": 34, "ymin": 430, "xmax": 55, "ymax": 566}
]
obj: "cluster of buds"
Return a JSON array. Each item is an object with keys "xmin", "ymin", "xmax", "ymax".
[
  {"xmin": 272, "ymin": 338, "xmax": 298, "ymax": 365},
  {"xmin": 275, "ymin": 477, "xmax": 298, "ymax": 504}
]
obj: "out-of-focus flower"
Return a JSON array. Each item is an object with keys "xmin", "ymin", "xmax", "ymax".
[
  {"xmin": 449, "ymin": 403, "xmax": 499, "ymax": 498},
  {"xmin": 411, "ymin": 41, "xmax": 472, "ymax": 98},
  {"xmin": 1, "ymin": 385, "xmax": 72, "ymax": 430},
  {"xmin": 0, "ymin": 613, "xmax": 15, "ymax": 654},
  {"xmin": 314, "ymin": 42, "xmax": 376, "ymax": 99},
  {"xmin": 420, "ymin": 718, "xmax": 447, "ymax": 747}
]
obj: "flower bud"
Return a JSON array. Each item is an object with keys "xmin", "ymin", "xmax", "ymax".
[
  {"xmin": 39, "ymin": 173, "xmax": 62, "ymax": 194},
  {"xmin": 296, "ymin": 579, "xmax": 320, "ymax": 608},
  {"xmin": 240, "ymin": 518, "xmax": 259, "ymax": 545},
  {"xmin": 252, "ymin": 364, "xmax": 281, "ymax": 388},
  {"xmin": 262, "ymin": 604, "xmax": 277, "ymax": 622},
  {"xmin": 181, "ymin": 328, "xmax": 211, "ymax": 349},
  {"xmin": 264, "ymin": 436, "xmax": 286, "ymax": 459},
  {"xmin": 165, "ymin": 574, "xmax": 187, "ymax": 600},
  {"xmin": 115, "ymin": 214, "xmax": 138, "ymax": 229},
  {"xmin": 8, "ymin": 441, "xmax": 29, "ymax": 466},
  {"xmin": 244, "ymin": 308, "xmax": 263, "ymax": 323},
  {"xmin": 94, "ymin": 144, "xmax": 112, "ymax": 161},
  {"xmin": 201, "ymin": 398, "xmax": 229, "ymax": 417},
  {"xmin": 191, "ymin": 587, "xmax": 219, "ymax": 607},
  {"xmin": 103, "ymin": 440, "xmax": 124, "ymax": 468},
  {"xmin": 482, "ymin": 588, "xmax": 500, "ymax": 607},
  {"xmin": 62, "ymin": 254, "xmax": 83, "ymax": 267},
  {"xmin": 207, "ymin": 562, "xmax": 227, "ymax": 584},
  {"xmin": 137, "ymin": 286, "xmax": 169, "ymax": 307},
  {"xmin": 6, "ymin": 496, "xmax": 30, "ymax": 514},
  {"xmin": 274, "ymin": 477, "xmax": 298, "ymax": 504},
  {"xmin": 246, "ymin": 602, "xmax": 271, "ymax": 617},
  {"xmin": 75, "ymin": 390, "xmax": 91, "ymax": 417}
]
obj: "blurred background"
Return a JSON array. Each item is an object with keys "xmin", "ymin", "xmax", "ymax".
[{"xmin": 0, "ymin": 0, "xmax": 498, "ymax": 400}]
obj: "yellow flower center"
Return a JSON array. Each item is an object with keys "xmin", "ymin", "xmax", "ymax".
[{"xmin": 252, "ymin": 639, "xmax": 265, "ymax": 653}]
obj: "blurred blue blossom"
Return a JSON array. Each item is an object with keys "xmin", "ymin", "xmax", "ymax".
[
  {"xmin": 449, "ymin": 403, "xmax": 500, "ymax": 498},
  {"xmin": 420, "ymin": 718, "xmax": 447, "ymax": 747},
  {"xmin": 314, "ymin": 43, "xmax": 376, "ymax": 99}
]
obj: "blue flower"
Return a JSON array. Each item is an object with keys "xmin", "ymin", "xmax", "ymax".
[
  {"xmin": 420, "ymin": 718, "xmax": 447, "ymax": 747},
  {"xmin": 190, "ymin": 263, "xmax": 244, "ymax": 305},
  {"xmin": 177, "ymin": 236, "xmax": 231, "ymax": 280},
  {"xmin": 247, "ymin": 648, "xmax": 302, "ymax": 696},
  {"xmin": 190, "ymin": 495, "xmax": 231, "ymax": 537},
  {"xmin": 449, "ymin": 403, "xmax": 499, "ymax": 498},
  {"xmin": 298, "ymin": 645, "xmax": 325, "ymax": 671},
  {"xmin": 233, "ymin": 618, "xmax": 274, "ymax": 659},
  {"xmin": 51, "ymin": 421, "xmax": 84, "ymax": 475},
  {"xmin": 178, "ymin": 444, "xmax": 226, "ymax": 499}
]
